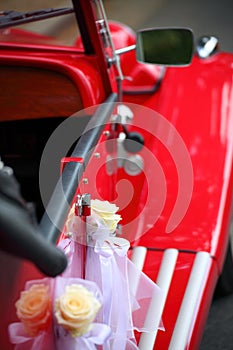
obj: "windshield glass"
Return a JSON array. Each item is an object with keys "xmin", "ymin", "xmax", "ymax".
[{"xmin": 0, "ymin": 0, "xmax": 80, "ymax": 47}]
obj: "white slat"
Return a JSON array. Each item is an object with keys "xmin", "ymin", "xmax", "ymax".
[
  {"xmin": 139, "ymin": 248, "xmax": 179, "ymax": 350},
  {"xmin": 168, "ymin": 251, "xmax": 211, "ymax": 350},
  {"xmin": 129, "ymin": 246, "xmax": 148, "ymax": 302},
  {"xmin": 131, "ymin": 246, "xmax": 147, "ymax": 270}
]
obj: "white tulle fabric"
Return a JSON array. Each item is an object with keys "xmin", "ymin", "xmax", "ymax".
[
  {"xmin": 53, "ymin": 277, "xmax": 111, "ymax": 350},
  {"xmin": 8, "ymin": 278, "xmax": 54, "ymax": 350},
  {"xmin": 63, "ymin": 211, "xmax": 164, "ymax": 349},
  {"xmin": 8, "ymin": 277, "xmax": 111, "ymax": 350},
  {"xmin": 8, "ymin": 210, "xmax": 164, "ymax": 350}
]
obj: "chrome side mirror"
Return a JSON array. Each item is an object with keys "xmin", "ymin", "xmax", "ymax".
[{"xmin": 136, "ymin": 28, "xmax": 194, "ymax": 66}]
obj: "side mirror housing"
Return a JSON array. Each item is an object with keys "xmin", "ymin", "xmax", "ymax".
[{"xmin": 136, "ymin": 28, "xmax": 194, "ymax": 66}]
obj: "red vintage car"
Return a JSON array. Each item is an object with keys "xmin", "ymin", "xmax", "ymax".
[{"xmin": 1, "ymin": 0, "xmax": 233, "ymax": 349}]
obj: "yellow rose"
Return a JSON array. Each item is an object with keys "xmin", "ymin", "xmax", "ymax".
[
  {"xmin": 91, "ymin": 199, "xmax": 122, "ymax": 233},
  {"xmin": 55, "ymin": 284, "xmax": 101, "ymax": 337},
  {"xmin": 15, "ymin": 284, "xmax": 52, "ymax": 337}
]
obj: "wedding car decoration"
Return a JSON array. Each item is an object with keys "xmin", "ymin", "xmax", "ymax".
[
  {"xmin": 8, "ymin": 199, "xmax": 164, "ymax": 349},
  {"xmin": 63, "ymin": 199, "xmax": 164, "ymax": 349},
  {"xmin": 8, "ymin": 277, "xmax": 111, "ymax": 350}
]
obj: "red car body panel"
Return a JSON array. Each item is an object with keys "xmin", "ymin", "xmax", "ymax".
[{"xmin": 1, "ymin": 2, "xmax": 233, "ymax": 349}]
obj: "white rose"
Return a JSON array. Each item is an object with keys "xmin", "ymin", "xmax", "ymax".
[
  {"xmin": 55, "ymin": 284, "xmax": 101, "ymax": 337},
  {"xmin": 91, "ymin": 199, "xmax": 121, "ymax": 234}
]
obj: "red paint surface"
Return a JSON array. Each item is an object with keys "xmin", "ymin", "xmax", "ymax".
[{"xmin": 1, "ymin": 7, "xmax": 233, "ymax": 349}]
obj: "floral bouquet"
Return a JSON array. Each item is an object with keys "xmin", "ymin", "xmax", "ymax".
[
  {"xmin": 8, "ymin": 199, "xmax": 164, "ymax": 349},
  {"xmin": 8, "ymin": 277, "xmax": 111, "ymax": 350}
]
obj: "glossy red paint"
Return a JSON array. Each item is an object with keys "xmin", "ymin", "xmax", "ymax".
[
  {"xmin": 92, "ymin": 43, "xmax": 233, "ymax": 347},
  {"xmin": 115, "ymin": 52, "xmax": 233, "ymax": 348},
  {"xmin": 1, "ymin": 2, "xmax": 233, "ymax": 349},
  {"xmin": 73, "ymin": 77, "xmax": 233, "ymax": 347},
  {"xmin": 121, "ymin": 53, "xmax": 233, "ymax": 260}
]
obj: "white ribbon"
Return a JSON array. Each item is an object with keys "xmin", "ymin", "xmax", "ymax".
[{"xmin": 86, "ymin": 233, "xmax": 164, "ymax": 350}]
